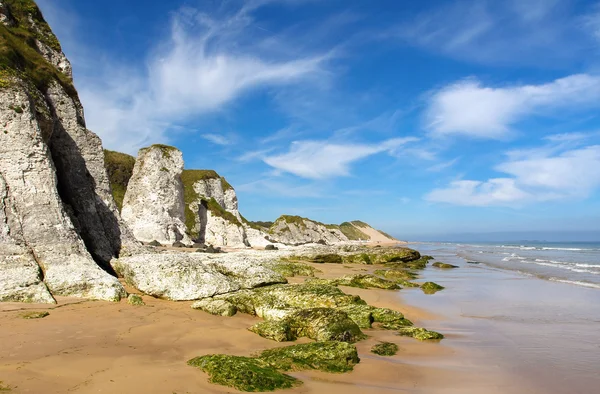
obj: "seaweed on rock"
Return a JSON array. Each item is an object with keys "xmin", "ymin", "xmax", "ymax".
[
  {"xmin": 421, "ymin": 282, "xmax": 445, "ymax": 294},
  {"xmin": 249, "ymin": 307, "xmax": 365, "ymax": 343},
  {"xmin": 371, "ymin": 342, "xmax": 399, "ymax": 356},
  {"xmin": 306, "ymin": 274, "xmax": 401, "ymax": 290},
  {"xmin": 397, "ymin": 327, "xmax": 444, "ymax": 341},
  {"xmin": 188, "ymin": 355, "xmax": 299, "ymax": 392},
  {"xmin": 188, "ymin": 342, "xmax": 360, "ymax": 391},
  {"xmin": 258, "ymin": 341, "xmax": 360, "ymax": 373}
]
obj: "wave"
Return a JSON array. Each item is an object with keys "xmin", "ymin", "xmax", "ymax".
[
  {"xmin": 497, "ymin": 245, "xmax": 599, "ymax": 252},
  {"xmin": 499, "ymin": 256, "xmax": 600, "ymax": 275},
  {"xmin": 548, "ymin": 278, "xmax": 600, "ymax": 289}
]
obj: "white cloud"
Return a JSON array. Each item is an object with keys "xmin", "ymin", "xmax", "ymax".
[
  {"xmin": 62, "ymin": 3, "xmax": 330, "ymax": 154},
  {"xmin": 426, "ymin": 74, "xmax": 600, "ymax": 138},
  {"xmin": 200, "ymin": 133, "xmax": 231, "ymax": 145},
  {"xmin": 582, "ymin": 3, "xmax": 600, "ymax": 42},
  {"xmin": 426, "ymin": 145, "xmax": 600, "ymax": 206},
  {"xmin": 426, "ymin": 179, "xmax": 531, "ymax": 207},
  {"xmin": 397, "ymin": 0, "xmax": 588, "ymax": 65},
  {"xmin": 263, "ymin": 137, "xmax": 417, "ymax": 179}
]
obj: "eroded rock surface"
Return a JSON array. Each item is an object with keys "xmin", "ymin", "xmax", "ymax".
[
  {"xmin": 122, "ymin": 145, "xmax": 191, "ymax": 245},
  {"xmin": 113, "ymin": 252, "xmax": 286, "ymax": 301},
  {"xmin": 0, "ymin": 1, "xmax": 129, "ymax": 302},
  {"xmin": 268, "ymin": 215, "xmax": 349, "ymax": 245}
]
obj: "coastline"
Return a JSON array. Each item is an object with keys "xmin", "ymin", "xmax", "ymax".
[{"xmin": 1, "ymin": 244, "xmax": 598, "ymax": 393}]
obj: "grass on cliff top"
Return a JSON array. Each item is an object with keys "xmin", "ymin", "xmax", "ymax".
[
  {"xmin": 339, "ymin": 222, "xmax": 370, "ymax": 241},
  {"xmin": 139, "ymin": 144, "xmax": 179, "ymax": 159},
  {"xmin": 181, "ymin": 169, "xmax": 240, "ymax": 237},
  {"xmin": 351, "ymin": 220, "xmax": 369, "ymax": 228},
  {"xmin": 0, "ymin": 0, "xmax": 76, "ymax": 97},
  {"xmin": 103, "ymin": 150, "xmax": 135, "ymax": 212}
]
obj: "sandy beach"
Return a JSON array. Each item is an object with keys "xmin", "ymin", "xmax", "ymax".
[{"xmin": 1, "ymin": 245, "xmax": 598, "ymax": 393}]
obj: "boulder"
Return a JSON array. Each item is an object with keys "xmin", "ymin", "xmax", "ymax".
[{"xmin": 112, "ymin": 252, "xmax": 286, "ymax": 301}]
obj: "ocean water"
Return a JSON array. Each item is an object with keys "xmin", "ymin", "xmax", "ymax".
[
  {"xmin": 399, "ymin": 242, "xmax": 600, "ymax": 393},
  {"xmin": 417, "ymin": 241, "xmax": 600, "ymax": 289}
]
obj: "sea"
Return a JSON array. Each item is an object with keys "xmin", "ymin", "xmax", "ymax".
[{"xmin": 410, "ymin": 241, "xmax": 600, "ymax": 289}]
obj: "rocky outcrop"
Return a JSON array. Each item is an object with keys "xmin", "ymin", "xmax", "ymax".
[
  {"xmin": 121, "ymin": 145, "xmax": 191, "ymax": 245},
  {"xmin": 0, "ymin": 1, "xmax": 130, "ymax": 302},
  {"xmin": 267, "ymin": 216, "xmax": 349, "ymax": 245},
  {"xmin": 182, "ymin": 170, "xmax": 251, "ymax": 248},
  {"xmin": 113, "ymin": 252, "xmax": 286, "ymax": 301}
]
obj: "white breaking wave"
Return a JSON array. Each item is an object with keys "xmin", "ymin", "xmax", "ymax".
[{"xmin": 549, "ymin": 278, "xmax": 600, "ymax": 289}]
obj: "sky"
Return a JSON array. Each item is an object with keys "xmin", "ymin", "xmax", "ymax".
[{"xmin": 36, "ymin": 0, "xmax": 600, "ymax": 241}]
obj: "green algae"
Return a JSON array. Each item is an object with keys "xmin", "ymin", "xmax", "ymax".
[
  {"xmin": 0, "ymin": 381, "xmax": 11, "ymax": 391},
  {"xmin": 338, "ymin": 222, "xmax": 370, "ymax": 240},
  {"xmin": 397, "ymin": 327, "xmax": 444, "ymax": 341},
  {"xmin": 306, "ymin": 274, "xmax": 400, "ymax": 290},
  {"xmin": 181, "ymin": 169, "xmax": 240, "ymax": 237},
  {"xmin": 127, "ymin": 294, "xmax": 145, "ymax": 306},
  {"xmin": 249, "ymin": 308, "xmax": 365, "ymax": 343},
  {"xmin": 421, "ymin": 282, "xmax": 445, "ymax": 294},
  {"xmin": 188, "ymin": 355, "xmax": 299, "ymax": 392},
  {"xmin": 188, "ymin": 342, "xmax": 361, "ymax": 391},
  {"xmin": 192, "ymin": 299, "xmax": 238, "ymax": 317},
  {"xmin": 103, "ymin": 150, "xmax": 135, "ymax": 211},
  {"xmin": 21, "ymin": 311, "xmax": 49, "ymax": 319},
  {"xmin": 371, "ymin": 342, "xmax": 398, "ymax": 356},
  {"xmin": 267, "ymin": 262, "xmax": 319, "ymax": 277},
  {"xmin": 432, "ymin": 262, "xmax": 459, "ymax": 269},
  {"xmin": 374, "ymin": 269, "xmax": 418, "ymax": 281},
  {"xmin": 258, "ymin": 341, "xmax": 360, "ymax": 373}
]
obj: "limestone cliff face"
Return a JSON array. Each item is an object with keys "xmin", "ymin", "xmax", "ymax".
[
  {"xmin": 122, "ymin": 145, "xmax": 191, "ymax": 245},
  {"xmin": 268, "ymin": 216, "xmax": 349, "ymax": 245},
  {"xmin": 182, "ymin": 170, "xmax": 250, "ymax": 248},
  {"xmin": 0, "ymin": 0, "xmax": 130, "ymax": 302}
]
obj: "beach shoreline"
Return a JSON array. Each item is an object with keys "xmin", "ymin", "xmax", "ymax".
[{"xmin": 1, "ymin": 244, "xmax": 598, "ymax": 393}]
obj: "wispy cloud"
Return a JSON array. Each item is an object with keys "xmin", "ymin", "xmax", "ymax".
[
  {"xmin": 425, "ymin": 74, "xmax": 600, "ymax": 139},
  {"xmin": 201, "ymin": 133, "xmax": 233, "ymax": 145},
  {"xmin": 57, "ymin": 2, "xmax": 332, "ymax": 153},
  {"xmin": 426, "ymin": 144, "xmax": 600, "ymax": 206},
  {"xmin": 263, "ymin": 137, "xmax": 418, "ymax": 179},
  {"xmin": 395, "ymin": 0, "xmax": 588, "ymax": 65}
]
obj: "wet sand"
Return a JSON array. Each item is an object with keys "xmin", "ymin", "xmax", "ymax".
[{"xmin": 1, "ymin": 250, "xmax": 598, "ymax": 393}]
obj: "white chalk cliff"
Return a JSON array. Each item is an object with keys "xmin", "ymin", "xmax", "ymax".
[
  {"xmin": 0, "ymin": 1, "xmax": 130, "ymax": 302},
  {"xmin": 121, "ymin": 145, "xmax": 192, "ymax": 245}
]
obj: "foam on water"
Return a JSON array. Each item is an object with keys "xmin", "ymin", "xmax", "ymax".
[{"xmin": 430, "ymin": 241, "xmax": 600, "ymax": 289}]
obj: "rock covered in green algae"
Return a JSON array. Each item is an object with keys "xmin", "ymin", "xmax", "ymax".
[
  {"xmin": 21, "ymin": 311, "xmax": 49, "ymax": 319},
  {"xmin": 432, "ymin": 262, "xmax": 459, "ymax": 269},
  {"xmin": 204, "ymin": 283, "xmax": 414, "ymax": 332},
  {"xmin": 397, "ymin": 327, "xmax": 444, "ymax": 340},
  {"xmin": 420, "ymin": 282, "xmax": 445, "ymax": 294},
  {"xmin": 188, "ymin": 342, "xmax": 360, "ymax": 391},
  {"xmin": 306, "ymin": 274, "xmax": 400, "ymax": 290},
  {"xmin": 249, "ymin": 308, "xmax": 365, "ymax": 343},
  {"xmin": 289, "ymin": 247, "xmax": 423, "ymax": 266},
  {"xmin": 266, "ymin": 261, "xmax": 319, "ymax": 278},
  {"xmin": 188, "ymin": 355, "xmax": 299, "ymax": 392},
  {"xmin": 191, "ymin": 299, "xmax": 237, "ymax": 316},
  {"xmin": 258, "ymin": 341, "xmax": 360, "ymax": 373},
  {"xmin": 371, "ymin": 342, "xmax": 399, "ymax": 356},
  {"xmin": 374, "ymin": 269, "xmax": 418, "ymax": 281},
  {"xmin": 127, "ymin": 294, "xmax": 145, "ymax": 306}
]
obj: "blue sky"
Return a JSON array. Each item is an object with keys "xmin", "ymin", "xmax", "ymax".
[{"xmin": 37, "ymin": 0, "xmax": 600, "ymax": 240}]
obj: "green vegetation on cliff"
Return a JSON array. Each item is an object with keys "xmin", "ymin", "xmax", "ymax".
[
  {"xmin": 338, "ymin": 222, "xmax": 370, "ymax": 240},
  {"xmin": 103, "ymin": 150, "xmax": 135, "ymax": 211},
  {"xmin": 181, "ymin": 169, "xmax": 239, "ymax": 236},
  {"xmin": 0, "ymin": 0, "xmax": 76, "ymax": 97}
]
